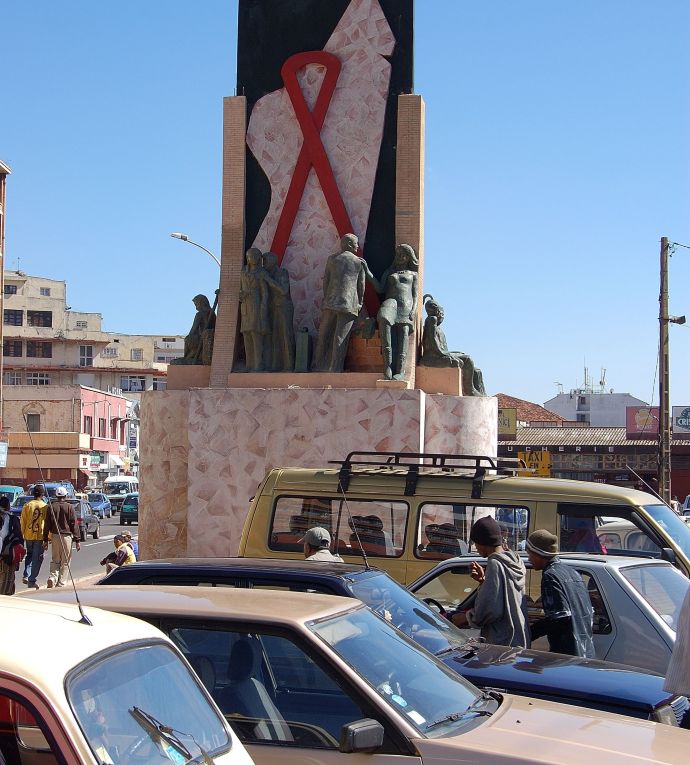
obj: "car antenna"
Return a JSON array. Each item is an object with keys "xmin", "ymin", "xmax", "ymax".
[
  {"xmin": 625, "ymin": 465, "xmax": 668, "ymax": 506},
  {"xmin": 23, "ymin": 415, "xmax": 92, "ymax": 626},
  {"xmin": 336, "ymin": 477, "xmax": 371, "ymax": 571}
]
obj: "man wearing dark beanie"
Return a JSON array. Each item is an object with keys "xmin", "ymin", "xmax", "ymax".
[
  {"xmin": 526, "ymin": 529, "xmax": 594, "ymax": 658},
  {"xmin": 451, "ymin": 516, "xmax": 530, "ymax": 648}
]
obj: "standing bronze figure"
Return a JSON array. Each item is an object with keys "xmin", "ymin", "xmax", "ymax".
[
  {"xmin": 262, "ymin": 252, "xmax": 295, "ymax": 372},
  {"xmin": 239, "ymin": 248, "xmax": 269, "ymax": 372}
]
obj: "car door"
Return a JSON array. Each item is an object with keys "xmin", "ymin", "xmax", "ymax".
[{"xmin": 157, "ymin": 618, "xmax": 421, "ymax": 765}]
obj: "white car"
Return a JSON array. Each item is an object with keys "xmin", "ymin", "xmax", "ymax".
[
  {"xmin": 410, "ymin": 554, "xmax": 689, "ymax": 675},
  {"xmin": 0, "ymin": 595, "xmax": 254, "ymax": 765}
]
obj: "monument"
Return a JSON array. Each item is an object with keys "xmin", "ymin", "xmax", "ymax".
[{"xmin": 140, "ymin": 0, "xmax": 497, "ymax": 559}]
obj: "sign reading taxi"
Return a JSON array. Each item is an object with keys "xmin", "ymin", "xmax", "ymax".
[
  {"xmin": 498, "ymin": 408, "xmax": 517, "ymax": 439},
  {"xmin": 518, "ymin": 450, "xmax": 551, "ymax": 477}
]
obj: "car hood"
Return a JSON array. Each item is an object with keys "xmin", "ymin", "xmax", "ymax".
[
  {"xmin": 413, "ymin": 693, "xmax": 686, "ymax": 764},
  {"xmin": 441, "ymin": 643, "xmax": 669, "ymax": 711}
]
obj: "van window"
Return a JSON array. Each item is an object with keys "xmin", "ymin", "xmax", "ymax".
[
  {"xmin": 577, "ymin": 572, "xmax": 612, "ymax": 635},
  {"xmin": 269, "ymin": 497, "xmax": 407, "ymax": 558},
  {"xmin": 417, "ymin": 504, "xmax": 530, "ymax": 560},
  {"xmin": 618, "ymin": 563, "xmax": 689, "ymax": 630}
]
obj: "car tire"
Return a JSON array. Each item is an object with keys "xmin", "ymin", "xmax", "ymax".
[
  {"xmin": 93, "ymin": 525, "xmax": 100, "ymax": 539},
  {"xmin": 80, "ymin": 528, "xmax": 86, "ymax": 542},
  {"xmin": 119, "ymin": 518, "xmax": 124, "ymax": 526}
]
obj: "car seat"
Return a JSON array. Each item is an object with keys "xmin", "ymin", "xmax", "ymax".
[
  {"xmin": 349, "ymin": 515, "xmax": 387, "ymax": 556},
  {"xmin": 217, "ymin": 638, "xmax": 293, "ymax": 742},
  {"xmin": 188, "ymin": 655, "xmax": 216, "ymax": 696},
  {"xmin": 424, "ymin": 522, "xmax": 467, "ymax": 558}
]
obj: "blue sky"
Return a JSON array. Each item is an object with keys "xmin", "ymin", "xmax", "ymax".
[{"xmin": 1, "ymin": 1, "xmax": 689, "ymax": 406}]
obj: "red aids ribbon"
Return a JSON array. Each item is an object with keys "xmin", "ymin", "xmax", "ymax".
[{"xmin": 271, "ymin": 51, "xmax": 379, "ymax": 315}]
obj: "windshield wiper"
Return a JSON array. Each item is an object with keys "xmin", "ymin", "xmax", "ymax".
[
  {"xmin": 129, "ymin": 706, "xmax": 215, "ymax": 764},
  {"xmin": 425, "ymin": 693, "xmax": 496, "ymax": 731}
]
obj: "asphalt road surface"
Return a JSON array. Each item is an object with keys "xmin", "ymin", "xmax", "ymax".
[{"xmin": 16, "ymin": 515, "xmax": 138, "ymax": 592}]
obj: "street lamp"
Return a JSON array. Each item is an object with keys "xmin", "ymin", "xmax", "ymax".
[{"xmin": 170, "ymin": 232, "xmax": 221, "ymax": 268}]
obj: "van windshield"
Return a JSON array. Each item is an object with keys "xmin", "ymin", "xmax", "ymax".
[
  {"xmin": 105, "ymin": 483, "xmax": 132, "ymax": 495},
  {"xmin": 644, "ymin": 504, "xmax": 690, "ymax": 560}
]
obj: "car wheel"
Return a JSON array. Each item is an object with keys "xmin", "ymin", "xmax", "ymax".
[
  {"xmin": 93, "ymin": 525, "xmax": 100, "ymax": 539},
  {"xmin": 119, "ymin": 518, "xmax": 124, "ymax": 526},
  {"xmin": 80, "ymin": 528, "xmax": 86, "ymax": 542}
]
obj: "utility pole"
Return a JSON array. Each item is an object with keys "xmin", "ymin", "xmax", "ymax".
[{"xmin": 658, "ymin": 236, "xmax": 671, "ymax": 504}]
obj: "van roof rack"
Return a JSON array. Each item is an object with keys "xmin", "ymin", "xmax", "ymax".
[{"xmin": 329, "ymin": 451, "xmax": 526, "ymax": 498}]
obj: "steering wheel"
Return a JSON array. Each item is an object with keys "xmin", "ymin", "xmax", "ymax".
[{"xmin": 423, "ymin": 597, "xmax": 447, "ymax": 617}]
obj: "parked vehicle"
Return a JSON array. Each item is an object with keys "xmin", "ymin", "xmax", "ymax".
[
  {"xmin": 35, "ymin": 585, "xmax": 690, "ymax": 764},
  {"xmin": 99, "ymin": 556, "xmax": 689, "ymax": 724},
  {"xmin": 239, "ymin": 451, "xmax": 690, "ymax": 595},
  {"xmin": 0, "ymin": 595, "xmax": 253, "ymax": 764},
  {"xmin": 27, "ymin": 480, "xmax": 76, "ymax": 498},
  {"xmin": 410, "ymin": 553, "xmax": 690, "ymax": 676},
  {"xmin": 682, "ymin": 494, "xmax": 690, "ymax": 515},
  {"xmin": 103, "ymin": 475, "xmax": 139, "ymax": 512},
  {"xmin": 10, "ymin": 493, "xmax": 32, "ymax": 516},
  {"xmin": 120, "ymin": 492, "xmax": 139, "ymax": 525},
  {"xmin": 87, "ymin": 492, "xmax": 112, "ymax": 519},
  {"xmin": 68, "ymin": 498, "xmax": 100, "ymax": 540},
  {"xmin": 0, "ymin": 485, "xmax": 24, "ymax": 506}
]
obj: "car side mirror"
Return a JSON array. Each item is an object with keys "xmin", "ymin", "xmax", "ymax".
[
  {"xmin": 339, "ymin": 719, "xmax": 384, "ymax": 753},
  {"xmin": 661, "ymin": 547, "xmax": 676, "ymax": 564}
]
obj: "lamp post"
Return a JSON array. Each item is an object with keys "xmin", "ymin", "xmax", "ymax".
[
  {"xmin": 658, "ymin": 236, "xmax": 686, "ymax": 504},
  {"xmin": 170, "ymin": 232, "xmax": 221, "ymax": 268}
]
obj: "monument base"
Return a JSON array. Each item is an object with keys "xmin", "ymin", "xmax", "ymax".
[{"xmin": 139, "ymin": 387, "xmax": 497, "ymax": 559}]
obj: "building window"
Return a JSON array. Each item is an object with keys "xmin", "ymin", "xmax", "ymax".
[
  {"xmin": 131, "ymin": 348, "xmax": 144, "ymax": 361},
  {"xmin": 39, "ymin": 287, "xmax": 51, "ymax": 296},
  {"xmin": 98, "ymin": 418, "xmax": 107, "ymax": 438},
  {"xmin": 83, "ymin": 415, "xmax": 93, "ymax": 435},
  {"xmin": 3, "ymin": 340, "xmax": 22, "ymax": 357},
  {"xmin": 162, "ymin": 337, "xmax": 176, "ymax": 343},
  {"xmin": 26, "ymin": 341, "xmax": 52, "ymax": 358},
  {"xmin": 3, "ymin": 284, "xmax": 17, "ymax": 295},
  {"xmin": 153, "ymin": 377, "xmax": 167, "ymax": 391},
  {"xmin": 3, "ymin": 309, "xmax": 22, "ymax": 326},
  {"xmin": 80, "ymin": 345, "xmax": 93, "ymax": 367},
  {"xmin": 26, "ymin": 372, "xmax": 50, "ymax": 386},
  {"xmin": 76, "ymin": 320, "xmax": 87, "ymax": 329},
  {"xmin": 25, "ymin": 413, "xmax": 40, "ymax": 432},
  {"xmin": 155, "ymin": 354, "xmax": 179, "ymax": 363},
  {"xmin": 27, "ymin": 310, "xmax": 52, "ymax": 327},
  {"xmin": 120, "ymin": 375, "xmax": 146, "ymax": 392},
  {"xmin": 3, "ymin": 371, "xmax": 22, "ymax": 385},
  {"xmin": 102, "ymin": 346, "xmax": 118, "ymax": 358}
]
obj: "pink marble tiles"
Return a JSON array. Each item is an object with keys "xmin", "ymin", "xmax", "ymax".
[{"xmin": 246, "ymin": 0, "xmax": 395, "ymax": 333}]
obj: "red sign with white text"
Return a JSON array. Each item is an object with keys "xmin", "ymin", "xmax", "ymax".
[{"xmin": 626, "ymin": 407, "xmax": 659, "ymax": 439}]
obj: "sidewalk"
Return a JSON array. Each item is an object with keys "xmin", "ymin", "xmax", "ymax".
[{"xmin": 14, "ymin": 571, "xmax": 102, "ymax": 596}]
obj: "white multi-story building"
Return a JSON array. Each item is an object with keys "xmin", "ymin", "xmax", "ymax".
[
  {"xmin": 2, "ymin": 271, "xmax": 183, "ymax": 396},
  {"xmin": 544, "ymin": 390, "xmax": 648, "ymax": 427}
]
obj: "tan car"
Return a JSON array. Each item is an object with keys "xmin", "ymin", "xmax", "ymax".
[
  {"xmin": 0, "ymin": 595, "xmax": 254, "ymax": 765},
  {"xmin": 34, "ymin": 585, "xmax": 688, "ymax": 765},
  {"xmin": 239, "ymin": 452, "xmax": 690, "ymax": 599}
]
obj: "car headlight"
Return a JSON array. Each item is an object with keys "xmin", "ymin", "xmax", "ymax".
[{"xmin": 651, "ymin": 704, "xmax": 679, "ymax": 726}]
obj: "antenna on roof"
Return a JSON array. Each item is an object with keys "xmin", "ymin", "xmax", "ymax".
[{"xmin": 23, "ymin": 415, "xmax": 92, "ymax": 626}]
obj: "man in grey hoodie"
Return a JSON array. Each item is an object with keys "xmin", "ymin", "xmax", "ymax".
[{"xmin": 452, "ymin": 516, "xmax": 530, "ymax": 648}]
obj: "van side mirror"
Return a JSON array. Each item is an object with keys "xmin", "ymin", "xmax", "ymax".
[
  {"xmin": 661, "ymin": 547, "xmax": 676, "ymax": 564},
  {"xmin": 339, "ymin": 719, "xmax": 384, "ymax": 753}
]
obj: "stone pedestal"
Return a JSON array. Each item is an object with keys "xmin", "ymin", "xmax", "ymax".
[{"xmin": 139, "ymin": 387, "xmax": 497, "ymax": 559}]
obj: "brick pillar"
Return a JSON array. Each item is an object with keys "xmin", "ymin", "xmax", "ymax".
[
  {"xmin": 210, "ymin": 97, "xmax": 247, "ymax": 388},
  {"xmin": 395, "ymin": 95, "xmax": 425, "ymax": 383}
]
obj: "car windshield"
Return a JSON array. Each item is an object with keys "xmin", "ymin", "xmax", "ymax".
[
  {"xmin": 106, "ymin": 483, "xmax": 131, "ymax": 494},
  {"xmin": 619, "ymin": 563, "xmax": 690, "ymax": 631},
  {"xmin": 124, "ymin": 496, "xmax": 139, "ymax": 508},
  {"xmin": 69, "ymin": 642, "xmax": 231, "ymax": 764},
  {"xmin": 88, "ymin": 494, "xmax": 103, "ymax": 502},
  {"xmin": 644, "ymin": 504, "xmax": 690, "ymax": 560},
  {"xmin": 348, "ymin": 572, "xmax": 469, "ymax": 655},
  {"xmin": 310, "ymin": 605, "xmax": 485, "ymax": 738}
]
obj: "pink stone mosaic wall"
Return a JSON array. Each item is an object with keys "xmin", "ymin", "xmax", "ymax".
[{"xmin": 140, "ymin": 388, "xmax": 497, "ymax": 558}]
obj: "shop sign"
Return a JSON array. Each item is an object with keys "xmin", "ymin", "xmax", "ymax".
[
  {"xmin": 89, "ymin": 452, "xmax": 102, "ymax": 468},
  {"xmin": 517, "ymin": 450, "xmax": 551, "ymax": 477},
  {"xmin": 626, "ymin": 406, "xmax": 659, "ymax": 439},
  {"xmin": 498, "ymin": 408, "xmax": 517, "ymax": 439},
  {"xmin": 0, "ymin": 442, "xmax": 7, "ymax": 469},
  {"xmin": 672, "ymin": 406, "xmax": 690, "ymax": 436}
]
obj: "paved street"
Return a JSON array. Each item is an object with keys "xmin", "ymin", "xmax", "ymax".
[{"xmin": 17, "ymin": 516, "xmax": 137, "ymax": 592}]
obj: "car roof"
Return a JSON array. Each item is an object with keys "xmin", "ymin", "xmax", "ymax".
[
  {"xmin": 33, "ymin": 584, "xmax": 362, "ymax": 624},
  {"xmin": 425, "ymin": 552, "xmax": 676, "ymax": 570},
  {"xmin": 0, "ymin": 596, "xmax": 169, "ymax": 687},
  {"xmin": 109, "ymin": 556, "xmax": 373, "ymax": 576}
]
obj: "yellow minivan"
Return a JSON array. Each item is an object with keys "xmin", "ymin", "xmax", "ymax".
[{"xmin": 239, "ymin": 451, "xmax": 690, "ymax": 588}]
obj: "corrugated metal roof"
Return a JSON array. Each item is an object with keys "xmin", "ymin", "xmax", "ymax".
[{"xmin": 499, "ymin": 426, "xmax": 690, "ymax": 447}]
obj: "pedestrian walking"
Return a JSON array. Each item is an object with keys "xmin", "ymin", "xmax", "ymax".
[
  {"xmin": 450, "ymin": 516, "xmax": 530, "ymax": 648},
  {"xmin": 20, "ymin": 484, "xmax": 47, "ymax": 588},
  {"xmin": 526, "ymin": 529, "xmax": 595, "ymax": 657},
  {"xmin": 42, "ymin": 486, "xmax": 80, "ymax": 588},
  {"xmin": 664, "ymin": 586, "xmax": 690, "ymax": 728},
  {"xmin": 0, "ymin": 496, "xmax": 23, "ymax": 596},
  {"xmin": 302, "ymin": 527, "xmax": 343, "ymax": 562}
]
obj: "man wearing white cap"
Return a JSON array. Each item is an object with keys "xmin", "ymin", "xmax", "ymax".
[
  {"xmin": 42, "ymin": 486, "xmax": 80, "ymax": 588},
  {"xmin": 303, "ymin": 527, "xmax": 343, "ymax": 562}
]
